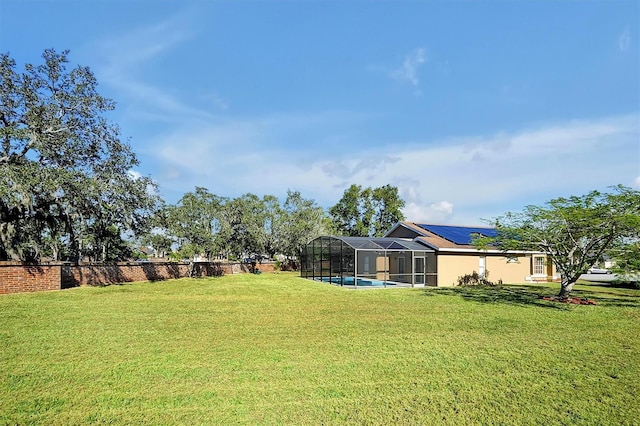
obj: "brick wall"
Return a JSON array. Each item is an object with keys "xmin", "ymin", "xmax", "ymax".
[
  {"xmin": 0, "ymin": 261, "xmax": 278, "ymax": 294},
  {"xmin": 61, "ymin": 262, "xmax": 192, "ymax": 287},
  {"xmin": 0, "ymin": 263, "xmax": 62, "ymax": 294}
]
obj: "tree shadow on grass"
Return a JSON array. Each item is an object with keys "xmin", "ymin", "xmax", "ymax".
[
  {"xmin": 423, "ymin": 285, "xmax": 640, "ymax": 309},
  {"xmin": 569, "ymin": 288, "xmax": 640, "ymax": 308}
]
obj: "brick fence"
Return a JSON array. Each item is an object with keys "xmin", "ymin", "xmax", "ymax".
[
  {"xmin": 0, "ymin": 261, "xmax": 277, "ymax": 295},
  {"xmin": 0, "ymin": 263, "xmax": 61, "ymax": 294}
]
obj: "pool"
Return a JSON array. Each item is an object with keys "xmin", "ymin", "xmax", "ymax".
[{"xmin": 319, "ymin": 276, "xmax": 395, "ymax": 287}]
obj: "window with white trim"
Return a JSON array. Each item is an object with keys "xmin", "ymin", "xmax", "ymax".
[{"xmin": 533, "ymin": 256, "xmax": 546, "ymax": 275}]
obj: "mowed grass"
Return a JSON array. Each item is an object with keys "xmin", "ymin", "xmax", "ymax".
[{"xmin": 1, "ymin": 273, "xmax": 639, "ymax": 425}]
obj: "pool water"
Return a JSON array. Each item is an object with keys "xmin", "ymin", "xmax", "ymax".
[{"xmin": 320, "ymin": 277, "xmax": 395, "ymax": 287}]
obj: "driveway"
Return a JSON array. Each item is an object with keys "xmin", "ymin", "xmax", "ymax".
[{"xmin": 579, "ymin": 273, "xmax": 617, "ymax": 283}]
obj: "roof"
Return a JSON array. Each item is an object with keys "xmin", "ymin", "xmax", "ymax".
[
  {"xmin": 316, "ymin": 236, "xmax": 434, "ymax": 252},
  {"xmin": 385, "ymin": 222, "xmax": 497, "ymax": 251},
  {"xmin": 415, "ymin": 224, "xmax": 497, "ymax": 245}
]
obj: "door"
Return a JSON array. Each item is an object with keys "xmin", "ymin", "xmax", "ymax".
[
  {"xmin": 414, "ymin": 257, "xmax": 425, "ymax": 284},
  {"xmin": 479, "ymin": 256, "xmax": 486, "ymax": 278}
]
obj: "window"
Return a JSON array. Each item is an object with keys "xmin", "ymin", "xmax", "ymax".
[
  {"xmin": 533, "ymin": 256, "xmax": 546, "ymax": 275},
  {"xmin": 363, "ymin": 256, "xmax": 370, "ymax": 273}
]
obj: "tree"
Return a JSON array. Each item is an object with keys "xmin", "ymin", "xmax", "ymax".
[
  {"xmin": 233, "ymin": 194, "xmax": 263, "ymax": 259},
  {"xmin": 281, "ymin": 190, "xmax": 332, "ymax": 259},
  {"xmin": 143, "ymin": 233, "xmax": 173, "ymax": 258},
  {"xmin": 608, "ymin": 241, "xmax": 640, "ymax": 281},
  {"xmin": 482, "ymin": 186, "xmax": 640, "ymax": 298},
  {"xmin": 164, "ymin": 187, "xmax": 224, "ymax": 260},
  {"xmin": 217, "ymin": 193, "xmax": 275, "ymax": 261},
  {"xmin": 372, "ymin": 184, "xmax": 406, "ymax": 236},
  {"xmin": 328, "ymin": 184, "xmax": 366, "ymax": 236},
  {"xmin": 0, "ymin": 49, "xmax": 161, "ymax": 262},
  {"xmin": 161, "ymin": 187, "xmax": 330, "ymax": 262},
  {"xmin": 261, "ymin": 195, "xmax": 285, "ymax": 259},
  {"xmin": 329, "ymin": 184, "xmax": 405, "ymax": 237},
  {"xmin": 74, "ymin": 171, "xmax": 161, "ymax": 262}
]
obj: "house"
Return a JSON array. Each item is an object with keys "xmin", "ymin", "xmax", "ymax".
[
  {"xmin": 385, "ymin": 222, "xmax": 557, "ymax": 286},
  {"xmin": 300, "ymin": 222, "xmax": 557, "ymax": 288}
]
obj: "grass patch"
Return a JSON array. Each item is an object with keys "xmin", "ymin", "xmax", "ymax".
[{"xmin": 1, "ymin": 273, "xmax": 639, "ymax": 424}]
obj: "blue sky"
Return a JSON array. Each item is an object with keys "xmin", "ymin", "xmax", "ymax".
[{"xmin": 2, "ymin": 1, "xmax": 639, "ymax": 225}]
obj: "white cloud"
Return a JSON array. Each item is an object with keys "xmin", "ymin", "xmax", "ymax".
[
  {"xmin": 618, "ymin": 27, "xmax": 631, "ymax": 52},
  {"xmin": 149, "ymin": 110, "xmax": 375, "ymax": 200},
  {"xmin": 148, "ymin": 110, "xmax": 639, "ymax": 226},
  {"xmin": 387, "ymin": 114, "xmax": 638, "ymax": 203},
  {"xmin": 391, "ymin": 48, "xmax": 427, "ymax": 88},
  {"xmin": 321, "ymin": 156, "xmax": 400, "ymax": 180},
  {"xmin": 633, "ymin": 176, "xmax": 640, "ymax": 189},
  {"xmin": 101, "ymin": 24, "xmax": 191, "ymax": 72},
  {"xmin": 88, "ymin": 10, "xmax": 219, "ymax": 124},
  {"xmin": 404, "ymin": 200, "xmax": 454, "ymax": 224}
]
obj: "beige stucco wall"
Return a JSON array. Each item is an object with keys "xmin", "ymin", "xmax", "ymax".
[
  {"xmin": 437, "ymin": 254, "xmax": 479, "ymax": 286},
  {"xmin": 436, "ymin": 252, "xmax": 554, "ymax": 286},
  {"xmin": 486, "ymin": 254, "xmax": 536, "ymax": 284}
]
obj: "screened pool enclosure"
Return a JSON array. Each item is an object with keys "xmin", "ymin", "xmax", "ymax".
[{"xmin": 300, "ymin": 236, "xmax": 436, "ymax": 287}]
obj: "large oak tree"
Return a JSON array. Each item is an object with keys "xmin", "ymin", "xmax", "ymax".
[{"xmin": 0, "ymin": 49, "xmax": 160, "ymax": 261}]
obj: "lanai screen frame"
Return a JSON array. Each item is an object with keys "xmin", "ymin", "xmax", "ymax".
[{"xmin": 300, "ymin": 236, "xmax": 436, "ymax": 287}]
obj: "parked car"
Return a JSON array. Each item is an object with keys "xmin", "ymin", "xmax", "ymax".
[{"xmin": 587, "ymin": 267, "xmax": 611, "ymax": 274}]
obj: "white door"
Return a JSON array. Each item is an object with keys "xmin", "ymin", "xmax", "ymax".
[{"xmin": 479, "ymin": 256, "xmax": 486, "ymax": 278}]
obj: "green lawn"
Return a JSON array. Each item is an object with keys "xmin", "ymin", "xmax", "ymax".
[{"xmin": 1, "ymin": 273, "xmax": 639, "ymax": 425}]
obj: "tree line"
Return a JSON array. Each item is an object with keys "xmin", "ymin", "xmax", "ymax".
[
  {"xmin": 150, "ymin": 188, "xmax": 332, "ymax": 263},
  {"xmin": 148, "ymin": 183, "xmax": 405, "ymax": 263}
]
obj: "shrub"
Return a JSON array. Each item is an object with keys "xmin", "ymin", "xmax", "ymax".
[
  {"xmin": 280, "ymin": 260, "xmax": 299, "ymax": 272},
  {"xmin": 457, "ymin": 271, "xmax": 497, "ymax": 286}
]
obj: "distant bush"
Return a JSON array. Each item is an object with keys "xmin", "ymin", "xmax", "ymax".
[
  {"xmin": 611, "ymin": 278, "xmax": 640, "ymax": 290},
  {"xmin": 168, "ymin": 252, "xmax": 182, "ymax": 262},
  {"xmin": 457, "ymin": 271, "xmax": 499, "ymax": 287},
  {"xmin": 280, "ymin": 260, "xmax": 299, "ymax": 272},
  {"xmin": 131, "ymin": 251, "xmax": 148, "ymax": 261}
]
